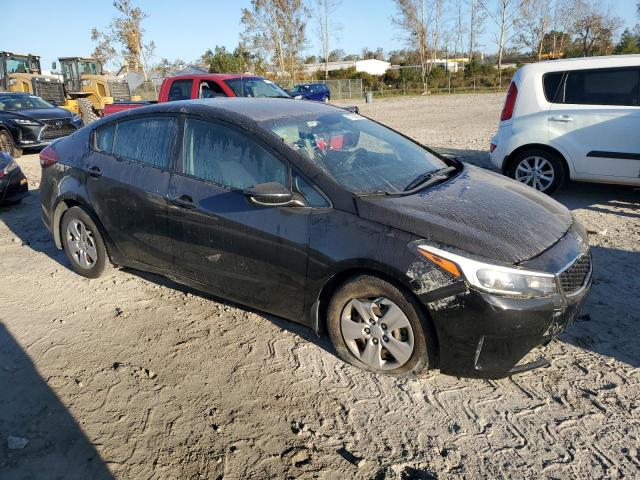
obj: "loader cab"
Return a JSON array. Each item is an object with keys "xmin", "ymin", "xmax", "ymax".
[
  {"xmin": 58, "ymin": 57, "xmax": 103, "ymax": 94},
  {"xmin": 0, "ymin": 52, "xmax": 65, "ymax": 105}
]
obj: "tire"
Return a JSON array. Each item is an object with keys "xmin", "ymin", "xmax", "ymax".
[
  {"xmin": 327, "ymin": 275, "xmax": 433, "ymax": 376},
  {"xmin": 61, "ymin": 206, "xmax": 108, "ymax": 279},
  {"xmin": 507, "ymin": 148, "xmax": 565, "ymax": 195},
  {"xmin": 323, "ymin": 96, "xmax": 329, "ymax": 103},
  {"xmin": 0, "ymin": 129, "xmax": 22, "ymax": 158},
  {"xmin": 78, "ymin": 98, "xmax": 99, "ymax": 124}
]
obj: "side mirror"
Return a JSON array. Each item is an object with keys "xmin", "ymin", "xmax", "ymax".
[
  {"xmin": 51, "ymin": 61, "xmax": 57, "ymax": 71},
  {"xmin": 243, "ymin": 182, "xmax": 295, "ymax": 207}
]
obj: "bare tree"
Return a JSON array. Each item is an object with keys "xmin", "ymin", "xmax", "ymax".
[
  {"xmin": 393, "ymin": 0, "xmax": 437, "ymax": 91},
  {"xmin": 467, "ymin": 0, "xmax": 485, "ymax": 89},
  {"xmin": 515, "ymin": 0, "xmax": 551, "ymax": 60},
  {"xmin": 91, "ymin": 0, "xmax": 155, "ymax": 77},
  {"xmin": 478, "ymin": 0, "xmax": 520, "ymax": 86},
  {"xmin": 241, "ymin": 0, "xmax": 308, "ymax": 79},
  {"xmin": 313, "ymin": 0, "xmax": 342, "ymax": 79},
  {"xmin": 571, "ymin": 0, "xmax": 622, "ymax": 56}
]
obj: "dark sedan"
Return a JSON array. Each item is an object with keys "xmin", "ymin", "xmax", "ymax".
[
  {"xmin": 0, "ymin": 92, "xmax": 83, "ymax": 157},
  {"xmin": 39, "ymin": 99, "xmax": 592, "ymax": 379},
  {"xmin": 290, "ymin": 83, "xmax": 331, "ymax": 102},
  {"xmin": 0, "ymin": 151, "xmax": 28, "ymax": 205}
]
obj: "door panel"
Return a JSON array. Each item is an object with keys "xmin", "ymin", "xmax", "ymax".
[
  {"xmin": 548, "ymin": 105, "xmax": 640, "ymax": 178},
  {"xmin": 167, "ymin": 174, "xmax": 311, "ymax": 319}
]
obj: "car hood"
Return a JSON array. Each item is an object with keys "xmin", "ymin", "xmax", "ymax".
[
  {"xmin": 11, "ymin": 108, "xmax": 73, "ymax": 122},
  {"xmin": 355, "ymin": 164, "xmax": 572, "ymax": 265}
]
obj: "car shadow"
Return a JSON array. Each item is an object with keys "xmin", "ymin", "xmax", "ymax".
[
  {"xmin": 559, "ymin": 245, "xmax": 640, "ymax": 369},
  {"xmin": 0, "ymin": 323, "xmax": 114, "ymax": 479}
]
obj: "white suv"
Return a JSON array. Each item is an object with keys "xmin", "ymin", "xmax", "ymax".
[{"xmin": 490, "ymin": 55, "xmax": 640, "ymax": 194}]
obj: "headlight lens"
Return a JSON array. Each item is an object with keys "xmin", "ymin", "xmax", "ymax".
[
  {"xmin": 72, "ymin": 114, "xmax": 82, "ymax": 123},
  {"xmin": 12, "ymin": 118, "xmax": 40, "ymax": 126},
  {"xmin": 415, "ymin": 244, "xmax": 558, "ymax": 297}
]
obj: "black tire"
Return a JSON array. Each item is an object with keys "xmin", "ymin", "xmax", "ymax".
[
  {"xmin": 78, "ymin": 98, "xmax": 99, "ymax": 124},
  {"xmin": 507, "ymin": 148, "xmax": 565, "ymax": 195},
  {"xmin": 327, "ymin": 275, "xmax": 433, "ymax": 376},
  {"xmin": 61, "ymin": 206, "xmax": 108, "ymax": 279},
  {"xmin": 0, "ymin": 129, "xmax": 22, "ymax": 158}
]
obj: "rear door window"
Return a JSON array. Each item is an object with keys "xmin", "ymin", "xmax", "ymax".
[
  {"xmin": 543, "ymin": 72, "xmax": 563, "ymax": 102},
  {"xmin": 167, "ymin": 79, "xmax": 193, "ymax": 101},
  {"xmin": 182, "ymin": 118, "xmax": 289, "ymax": 189},
  {"xmin": 111, "ymin": 116, "xmax": 178, "ymax": 168},
  {"xmin": 564, "ymin": 68, "xmax": 640, "ymax": 106}
]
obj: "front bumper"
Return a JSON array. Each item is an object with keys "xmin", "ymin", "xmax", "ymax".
[
  {"xmin": 424, "ymin": 273, "xmax": 591, "ymax": 379},
  {"xmin": 11, "ymin": 119, "xmax": 81, "ymax": 149},
  {"xmin": 0, "ymin": 168, "xmax": 28, "ymax": 204}
]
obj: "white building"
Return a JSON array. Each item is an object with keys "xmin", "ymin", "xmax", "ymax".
[{"xmin": 302, "ymin": 58, "xmax": 391, "ymax": 76}]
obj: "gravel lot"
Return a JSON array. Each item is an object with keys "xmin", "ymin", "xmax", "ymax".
[{"xmin": 1, "ymin": 93, "xmax": 639, "ymax": 479}]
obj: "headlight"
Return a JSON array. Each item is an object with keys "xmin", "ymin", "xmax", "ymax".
[
  {"xmin": 81, "ymin": 79, "xmax": 92, "ymax": 86},
  {"xmin": 8, "ymin": 79, "xmax": 17, "ymax": 86},
  {"xmin": 415, "ymin": 244, "xmax": 558, "ymax": 297},
  {"xmin": 294, "ymin": 95, "xmax": 303, "ymax": 100},
  {"xmin": 72, "ymin": 114, "xmax": 82, "ymax": 123},
  {"xmin": 12, "ymin": 118, "xmax": 40, "ymax": 126}
]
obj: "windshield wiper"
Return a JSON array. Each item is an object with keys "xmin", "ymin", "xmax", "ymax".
[{"xmin": 403, "ymin": 166, "xmax": 457, "ymax": 192}]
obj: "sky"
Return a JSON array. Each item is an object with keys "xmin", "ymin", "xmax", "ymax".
[{"xmin": 1, "ymin": 0, "xmax": 638, "ymax": 72}]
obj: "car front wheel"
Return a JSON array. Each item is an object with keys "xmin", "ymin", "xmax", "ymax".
[
  {"xmin": 327, "ymin": 275, "xmax": 433, "ymax": 376},
  {"xmin": 61, "ymin": 206, "xmax": 109, "ymax": 279},
  {"xmin": 508, "ymin": 148, "xmax": 565, "ymax": 194}
]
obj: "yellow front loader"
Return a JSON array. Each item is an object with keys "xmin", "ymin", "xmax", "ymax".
[
  {"xmin": 0, "ymin": 52, "xmax": 66, "ymax": 105},
  {"xmin": 55, "ymin": 57, "xmax": 133, "ymax": 123}
]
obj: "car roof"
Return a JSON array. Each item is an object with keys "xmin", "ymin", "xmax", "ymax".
[
  {"xmin": 114, "ymin": 97, "xmax": 345, "ymax": 123},
  {"xmin": 167, "ymin": 74, "xmax": 266, "ymax": 81},
  {"xmin": 520, "ymin": 54, "xmax": 640, "ymax": 74}
]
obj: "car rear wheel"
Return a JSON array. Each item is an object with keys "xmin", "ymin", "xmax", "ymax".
[
  {"xmin": 0, "ymin": 129, "xmax": 22, "ymax": 158},
  {"xmin": 508, "ymin": 148, "xmax": 565, "ymax": 194},
  {"xmin": 327, "ymin": 275, "xmax": 432, "ymax": 376},
  {"xmin": 61, "ymin": 206, "xmax": 108, "ymax": 279}
]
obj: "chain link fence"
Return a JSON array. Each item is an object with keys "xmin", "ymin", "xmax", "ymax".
[{"xmin": 277, "ymin": 79, "xmax": 363, "ymax": 100}]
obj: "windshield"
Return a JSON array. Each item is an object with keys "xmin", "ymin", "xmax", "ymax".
[
  {"xmin": 6, "ymin": 56, "xmax": 39, "ymax": 74},
  {"xmin": 263, "ymin": 111, "xmax": 448, "ymax": 194},
  {"xmin": 0, "ymin": 95, "xmax": 54, "ymax": 111},
  {"xmin": 77, "ymin": 60, "xmax": 100, "ymax": 75},
  {"xmin": 224, "ymin": 77, "xmax": 290, "ymax": 98}
]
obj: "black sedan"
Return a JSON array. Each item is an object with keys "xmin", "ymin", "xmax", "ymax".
[
  {"xmin": 0, "ymin": 151, "xmax": 28, "ymax": 205},
  {"xmin": 39, "ymin": 98, "xmax": 592, "ymax": 379},
  {"xmin": 0, "ymin": 92, "xmax": 83, "ymax": 157}
]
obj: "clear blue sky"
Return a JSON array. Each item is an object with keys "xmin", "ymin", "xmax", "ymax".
[{"xmin": 1, "ymin": 0, "xmax": 637, "ymax": 71}]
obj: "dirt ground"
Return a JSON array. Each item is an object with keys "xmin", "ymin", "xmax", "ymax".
[{"xmin": 1, "ymin": 93, "xmax": 639, "ymax": 479}]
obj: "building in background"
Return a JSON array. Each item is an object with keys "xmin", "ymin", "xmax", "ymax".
[{"xmin": 302, "ymin": 59, "xmax": 391, "ymax": 76}]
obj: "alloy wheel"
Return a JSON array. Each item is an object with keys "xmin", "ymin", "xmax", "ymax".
[
  {"xmin": 66, "ymin": 219, "xmax": 98, "ymax": 269},
  {"xmin": 515, "ymin": 156, "xmax": 555, "ymax": 192},
  {"xmin": 340, "ymin": 297, "xmax": 415, "ymax": 370}
]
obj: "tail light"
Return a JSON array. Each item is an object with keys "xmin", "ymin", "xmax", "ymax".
[
  {"xmin": 500, "ymin": 82, "xmax": 518, "ymax": 121},
  {"xmin": 39, "ymin": 145, "xmax": 58, "ymax": 168},
  {"xmin": 0, "ymin": 159, "xmax": 18, "ymax": 178}
]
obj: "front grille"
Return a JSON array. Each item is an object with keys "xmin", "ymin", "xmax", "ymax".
[
  {"xmin": 32, "ymin": 78, "xmax": 65, "ymax": 105},
  {"xmin": 108, "ymin": 80, "xmax": 131, "ymax": 102},
  {"xmin": 38, "ymin": 119, "xmax": 77, "ymax": 141},
  {"xmin": 558, "ymin": 253, "xmax": 591, "ymax": 294}
]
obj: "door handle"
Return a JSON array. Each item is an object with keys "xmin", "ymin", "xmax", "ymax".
[
  {"xmin": 550, "ymin": 115, "xmax": 574, "ymax": 123},
  {"xmin": 88, "ymin": 166, "xmax": 102, "ymax": 177},
  {"xmin": 170, "ymin": 194, "xmax": 196, "ymax": 209}
]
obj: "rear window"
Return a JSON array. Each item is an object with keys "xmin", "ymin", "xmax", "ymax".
[
  {"xmin": 111, "ymin": 116, "xmax": 177, "ymax": 168},
  {"xmin": 542, "ymin": 72, "xmax": 563, "ymax": 102},
  {"xmin": 167, "ymin": 79, "xmax": 193, "ymax": 101},
  {"xmin": 565, "ymin": 68, "xmax": 639, "ymax": 106}
]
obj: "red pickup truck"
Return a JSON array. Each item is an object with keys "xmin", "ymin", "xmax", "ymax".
[{"xmin": 103, "ymin": 73, "xmax": 293, "ymax": 116}]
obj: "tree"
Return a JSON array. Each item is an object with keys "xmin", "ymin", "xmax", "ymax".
[
  {"xmin": 241, "ymin": 0, "xmax": 308, "ymax": 79},
  {"xmin": 467, "ymin": 0, "xmax": 485, "ymax": 89},
  {"xmin": 328, "ymin": 48, "xmax": 346, "ymax": 61},
  {"xmin": 392, "ymin": 0, "xmax": 433, "ymax": 91},
  {"xmin": 153, "ymin": 58, "xmax": 188, "ymax": 77},
  {"xmin": 313, "ymin": 0, "xmax": 342, "ymax": 79},
  {"xmin": 361, "ymin": 47, "xmax": 385, "ymax": 60},
  {"xmin": 615, "ymin": 28, "xmax": 640, "ymax": 54},
  {"xmin": 199, "ymin": 46, "xmax": 260, "ymax": 73},
  {"xmin": 91, "ymin": 0, "xmax": 155, "ymax": 77},
  {"xmin": 515, "ymin": 0, "xmax": 551, "ymax": 60},
  {"xmin": 478, "ymin": 0, "xmax": 520, "ymax": 86},
  {"xmin": 571, "ymin": 0, "xmax": 622, "ymax": 57}
]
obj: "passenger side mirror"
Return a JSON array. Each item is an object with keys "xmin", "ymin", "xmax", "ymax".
[{"xmin": 243, "ymin": 182, "xmax": 297, "ymax": 207}]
